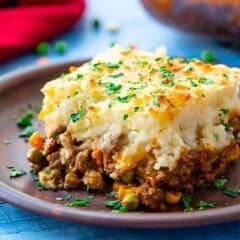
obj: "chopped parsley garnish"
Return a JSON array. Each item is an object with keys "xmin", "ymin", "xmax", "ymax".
[
  {"xmin": 190, "ymin": 80, "xmax": 198, "ymax": 87},
  {"xmin": 56, "ymin": 193, "xmax": 73, "ymax": 201},
  {"xmin": 159, "ymin": 66, "xmax": 174, "ymax": 79},
  {"xmin": 107, "ymin": 63, "xmax": 120, "ymax": 69},
  {"xmin": 117, "ymin": 96, "xmax": 129, "ymax": 103},
  {"xmin": 134, "ymin": 106, "xmax": 140, "ymax": 112},
  {"xmin": 197, "ymin": 200, "xmax": 216, "ymax": 210},
  {"xmin": 92, "ymin": 18, "xmax": 101, "ymax": 30},
  {"xmin": 66, "ymin": 197, "xmax": 92, "ymax": 207},
  {"xmin": 221, "ymin": 121, "xmax": 233, "ymax": 131},
  {"xmin": 70, "ymin": 108, "xmax": 86, "ymax": 123},
  {"xmin": 36, "ymin": 180, "xmax": 49, "ymax": 191},
  {"xmin": 105, "ymin": 82, "xmax": 122, "ymax": 95},
  {"xmin": 219, "ymin": 108, "xmax": 229, "ymax": 116},
  {"xmin": 29, "ymin": 168, "xmax": 36, "ymax": 175},
  {"xmin": 18, "ymin": 126, "xmax": 35, "ymax": 138},
  {"xmin": 198, "ymin": 77, "xmax": 213, "ymax": 85},
  {"xmin": 223, "ymin": 189, "xmax": 240, "ymax": 198},
  {"xmin": 223, "ymin": 73, "xmax": 229, "ymax": 80},
  {"xmin": 109, "ymin": 42, "xmax": 117, "ymax": 47},
  {"xmin": 109, "ymin": 72, "xmax": 124, "ymax": 78},
  {"xmin": 182, "ymin": 194, "xmax": 193, "ymax": 212},
  {"xmin": 201, "ymin": 50, "xmax": 214, "ymax": 63},
  {"xmin": 7, "ymin": 166, "xmax": 26, "ymax": 178},
  {"xmin": 117, "ymin": 94, "xmax": 136, "ymax": 103},
  {"xmin": 92, "ymin": 62, "xmax": 102, "ymax": 71},
  {"xmin": 213, "ymin": 178, "xmax": 228, "ymax": 190},
  {"xmin": 54, "ymin": 41, "xmax": 67, "ymax": 54},
  {"xmin": 76, "ymin": 73, "xmax": 83, "ymax": 79},
  {"xmin": 17, "ymin": 111, "xmax": 33, "ymax": 127},
  {"xmin": 103, "ymin": 200, "xmax": 128, "ymax": 212},
  {"xmin": 123, "ymin": 114, "xmax": 128, "ymax": 120},
  {"xmin": 154, "ymin": 57, "xmax": 162, "ymax": 61}
]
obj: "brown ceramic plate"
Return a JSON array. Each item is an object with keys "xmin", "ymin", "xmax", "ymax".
[{"xmin": 1, "ymin": 60, "xmax": 240, "ymax": 228}]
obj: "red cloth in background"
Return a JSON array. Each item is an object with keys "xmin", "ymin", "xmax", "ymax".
[{"xmin": 0, "ymin": 0, "xmax": 86, "ymax": 63}]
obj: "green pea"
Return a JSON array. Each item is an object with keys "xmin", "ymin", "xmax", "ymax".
[{"xmin": 122, "ymin": 192, "xmax": 139, "ymax": 210}]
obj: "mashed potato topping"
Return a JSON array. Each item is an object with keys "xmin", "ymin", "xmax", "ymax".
[{"xmin": 38, "ymin": 45, "xmax": 240, "ymax": 171}]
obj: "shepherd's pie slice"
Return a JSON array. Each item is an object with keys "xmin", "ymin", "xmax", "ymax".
[{"xmin": 27, "ymin": 45, "xmax": 240, "ymax": 211}]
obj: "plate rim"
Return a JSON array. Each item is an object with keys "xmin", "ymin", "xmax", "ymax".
[{"xmin": 1, "ymin": 59, "xmax": 240, "ymax": 228}]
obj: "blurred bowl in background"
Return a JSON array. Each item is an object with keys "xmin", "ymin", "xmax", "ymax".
[{"xmin": 141, "ymin": 0, "xmax": 240, "ymax": 44}]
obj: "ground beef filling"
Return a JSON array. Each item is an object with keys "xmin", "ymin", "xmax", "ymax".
[{"xmin": 27, "ymin": 128, "xmax": 240, "ymax": 211}]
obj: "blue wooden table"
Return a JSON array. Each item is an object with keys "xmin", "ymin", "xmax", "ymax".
[{"xmin": 1, "ymin": 0, "xmax": 240, "ymax": 239}]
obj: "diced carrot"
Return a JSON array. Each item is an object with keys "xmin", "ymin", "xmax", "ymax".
[
  {"xmin": 118, "ymin": 186, "xmax": 127, "ymax": 201},
  {"xmin": 118, "ymin": 186, "xmax": 137, "ymax": 201},
  {"xmin": 29, "ymin": 132, "xmax": 44, "ymax": 149},
  {"xmin": 92, "ymin": 147, "xmax": 103, "ymax": 166}
]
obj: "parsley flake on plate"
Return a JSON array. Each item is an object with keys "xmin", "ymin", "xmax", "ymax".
[
  {"xmin": 213, "ymin": 178, "xmax": 228, "ymax": 190},
  {"xmin": 103, "ymin": 200, "xmax": 128, "ymax": 212},
  {"xmin": 197, "ymin": 200, "xmax": 216, "ymax": 210},
  {"xmin": 16, "ymin": 111, "xmax": 33, "ymax": 127},
  {"xmin": 182, "ymin": 194, "xmax": 193, "ymax": 212},
  {"xmin": 18, "ymin": 126, "xmax": 35, "ymax": 138},
  {"xmin": 223, "ymin": 189, "xmax": 239, "ymax": 198},
  {"xmin": 66, "ymin": 197, "xmax": 92, "ymax": 207},
  {"xmin": 7, "ymin": 166, "xmax": 26, "ymax": 178}
]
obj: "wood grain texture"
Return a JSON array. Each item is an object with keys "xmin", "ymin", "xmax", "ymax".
[{"xmin": 1, "ymin": 0, "xmax": 240, "ymax": 238}]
